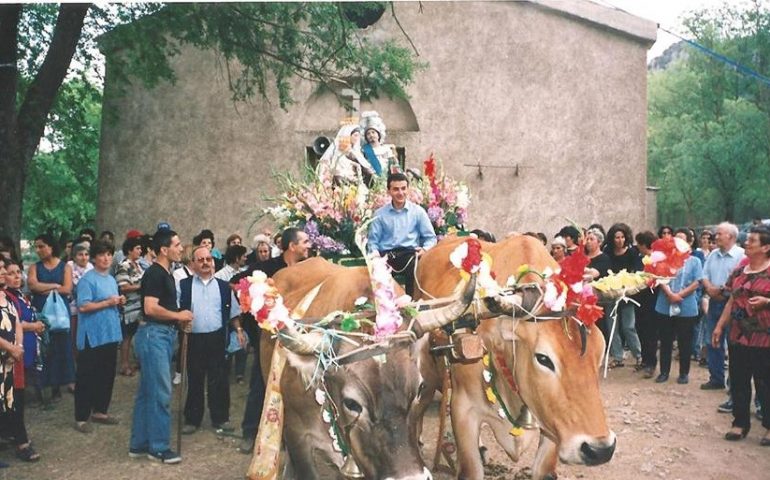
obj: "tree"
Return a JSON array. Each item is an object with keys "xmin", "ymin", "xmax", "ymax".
[
  {"xmin": 0, "ymin": 2, "xmax": 422, "ymax": 247},
  {"xmin": 648, "ymin": 0, "xmax": 770, "ymax": 226}
]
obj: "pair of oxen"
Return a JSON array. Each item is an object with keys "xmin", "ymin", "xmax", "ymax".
[{"xmin": 258, "ymin": 235, "xmax": 616, "ymax": 480}]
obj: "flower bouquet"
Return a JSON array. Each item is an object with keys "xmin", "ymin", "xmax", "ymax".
[{"xmin": 260, "ymin": 155, "xmax": 470, "ymax": 257}]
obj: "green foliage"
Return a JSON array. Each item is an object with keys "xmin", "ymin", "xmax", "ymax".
[
  {"xmin": 649, "ymin": 1, "xmax": 770, "ymax": 226},
  {"xmin": 22, "ymin": 79, "xmax": 101, "ymax": 239}
]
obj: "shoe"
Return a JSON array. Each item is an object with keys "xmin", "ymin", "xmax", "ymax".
[
  {"xmin": 718, "ymin": 400, "xmax": 733, "ymax": 413},
  {"xmin": 724, "ymin": 427, "xmax": 749, "ymax": 441},
  {"xmin": 173, "ymin": 372, "xmax": 182, "ymax": 385},
  {"xmin": 181, "ymin": 424, "xmax": 198, "ymax": 435},
  {"xmin": 128, "ymin": 447, "xmax": 148, "ymax": 459},
  {"xmin": 761, "ymin": 431, "xmax": 770, "ymax": 446},
  {"xmin": 238, "ymin": 437, "xmax": 255, "ymax": 454},
  {"xmin": 608, "ymin": 360, "xmax": 625, "ymax": 369},
  {"xmin": 700, "ymin": 381, "xmax": 725, "ymax": 390},
  {"xmin": 633, "ymin": 360, "xmax": 645, "ymax": 372},
  {"xmin": 214, "ymin": 421, "xmax": 235, "ymax": 433},
  {"xmin": 90, "ymin": 415, "xmax": 120, "ymax": 425},
  {"xmin": 74, "ymin": 421, "xmax": 92, "ymax": 434},
  {"xmin": 147, "ymin": 449, "xmax": 182, "ymax": 464},
  {"xmin": 655, "ymin": 373, "xmax": 669, "ymax": 383},
  {"xmin": 677, "ymin": 374, "xmax": 689, "ymax": 384},
  {"xmin": 642, "ymin": 367, "xmax": 655, "ymax": 379},
  {"xmin": 15, "ymin": 445, "xmax": 40, "ymax": 462},
  {"xmin": 756, "ymin": 409, "xmax": 763, "ymax": 421}
]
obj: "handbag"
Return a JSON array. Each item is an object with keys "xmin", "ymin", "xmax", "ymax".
[
  {"xmin": 226, "ymin": 330, "xmax": 244, "ymax": 354},
  {"xmin": 41, "ymin": 291, "xmax": 70, "ymax": 331}
]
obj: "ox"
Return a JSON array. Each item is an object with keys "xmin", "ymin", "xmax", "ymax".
[
  {"xmin": 260, "ymin": 257, "xmax": 476, "ymax": 480},
  {"xmin": 414, "ymin": 235, "xmax": 616, "ymax": 480}
]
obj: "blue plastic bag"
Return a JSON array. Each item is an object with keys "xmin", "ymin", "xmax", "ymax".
[
  {"xmin": 41, "ymin": 291, "xmax": 70, "ymax": 331},
  {"xmin": 226, "ymin": 330, "xmax": 243, "ymax": 354}
]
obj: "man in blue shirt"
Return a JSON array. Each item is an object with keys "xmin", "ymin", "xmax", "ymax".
[
  {"xmin": 368, "ymin": 172, "xmax": 437, "ymax": 296},
  {"xmin": 701, "ymin": 222, "xmax": 745, "ymax": 390},
  {"xmin": 178, "ymin": 246, "xmax": 244, "ymax": 436}
]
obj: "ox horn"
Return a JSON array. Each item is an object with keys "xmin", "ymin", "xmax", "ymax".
[
  {"xmin": 411, "ymin": 273, "xmax": 477, "ymax": 337},
  {"xmin": 484, "ymin": 284, "xmax": 542, "ymax": 317},
  {"xmin": 276, "ymin": 324, "xmax": 330, "ymax": 356}
]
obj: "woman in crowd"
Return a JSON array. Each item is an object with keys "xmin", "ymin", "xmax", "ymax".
[
  {"xmin": 584, "ymin": 229, "xmax": 612, "ymax": 342},
  {"xmin": 4, "ymin": 260, "xmax": 46, "ymax": 404},
  {"xmin": 114, "ymin": 236, "xmax": 145, "ymax": 377},
  {"xmin": 0, "ymin": 258, "xmax": 41, "ymax": 462},
  {"xmin": 652, "ymin": 228, "xmax": 703, "ymax": 384},
  {"xmin": 73, "ymin": 240, "xmax": 124, "ymax": 433},
  {"xmin": 634, "ymin": 230, "xmax": 659, "ymax": 377},
  {"xmin": 658, "ymin": 225, "xmax": 674, "ymax": 239},
  {"xmin": 604, "ymin": 223, "xmax": 643, "ymax": 369},
  {"xmin": 68, "ymin": 243, "xmax": 93, "ymax": 357},
  {"xmin": 27, "ymin": 233, "xmax": 76, "ymax": 401},
  {"xmin": 712, "ymin": 225, "xmax": 770, "ymax": 445},
  {"xmin": 550, "ymin": 236, "xmax": 567, "ymax": 264},
  {"xmin": 698, "ymin": 230, "xmax": 714, "ymax": 258},
  {"xmin": 138, "ymin": 234, "xmax": 155, "ymax": 271}
]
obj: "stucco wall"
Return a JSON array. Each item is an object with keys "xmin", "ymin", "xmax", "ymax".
[{"xmin": 97, "ymin": 1, "xmax": 656, "ymax": 245}]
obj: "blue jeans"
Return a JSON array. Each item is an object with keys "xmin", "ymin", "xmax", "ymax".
[
  {"xmin": 130, "ymin": 323, "xmax": 176, "ymax": 454},
  {"xmin": 704, "ymin": 300, "xmax": 727, "ymax": 386},
  {"xmin": 610, "ymin": 302, "xmax": 642, "ymax": 362}
]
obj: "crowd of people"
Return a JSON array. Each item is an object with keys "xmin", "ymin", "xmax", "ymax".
[{"xmin": 0, "ymin": 178, "xmax": 767, "ymax": 469}]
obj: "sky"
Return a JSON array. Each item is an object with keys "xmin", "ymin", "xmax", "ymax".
[{"xmin": 593, "ymin": 0, "xmax": 741, "ymax": 60}]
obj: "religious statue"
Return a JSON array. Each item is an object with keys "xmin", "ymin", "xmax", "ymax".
[
  {"xmin": 317, "ymin": 120, "xmax": 375, "ymax": 186},
  {"xmin": 360, "ymin": 111, "xmax": 399, "ymax": 175}
]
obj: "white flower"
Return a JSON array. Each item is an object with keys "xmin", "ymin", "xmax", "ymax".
[
  {"xmin": 650, "ymin": 251, "xmax": 667, "ymax": 263},
  {"xmin": 543, "ymin": 281, "xmax": 566, "ymax": 311},
  {"xmin": 483, "ymin": 370, "xmax": 492, "ymax": 383},
  {"xmin": 498, "ymin": 408, "xmax": 507, "ymax": 419},
  {"xmin": 449, "ymin": 242, "xmax": 469, "ymax": 270},
  {"xmin": 674, "ymin": 237, "xmax": 691, "ymax": 253},
  {"xmin": 354, "ymin": 296, "xmax": 368, "ymax": 307},
  {"xmin": 542, "ymin": 267, "xmax": 554, "ymax": 278},
  {"xmin": 456, "ymin": 185, "xmax": 470, "ymax": 209},
  {"xmin": 322, "ymin": 409, "xmax": 332, "ymax": 423},
  {"xmin": 315, "ymin": 388, "xmax": 326, "ymax": 406}
]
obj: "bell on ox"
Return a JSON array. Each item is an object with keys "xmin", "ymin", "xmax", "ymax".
[
  {"xmin": 340, "ymin": 455, "xmax": 364, "ymax": 479},
  {"xmin": 516, "ymin": 405, "xmax": 538, "ymax": 430}
]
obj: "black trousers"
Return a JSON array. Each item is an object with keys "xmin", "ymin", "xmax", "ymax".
[
  {"xmin": 74, "ymin": 342, "xmax": 118, "ymax": 422},
  {"xmin": 184, "ymin": 329, "xmax": 230, "ymax": 427},
  {"xmin": 635, "ymin": 290, "xmax": 658, "ymax": 368},
  {"xmin": 728, "ymin": 343, "xmax": 770, "ymax": 431},
  {"xmin": 654, "ymin": 314, "xmax": 697, "ymax": 376},
  {"xmin": 383, "ymin": 248, "xmax": 417, "ymax": 297},
  {"xmin": 242, "ymin": 328, "xmax": 266, "ymax": 439}
]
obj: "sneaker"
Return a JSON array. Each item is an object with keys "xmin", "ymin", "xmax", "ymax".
[
  {"xmin": 181, "ymin": 424, "xmax": 198, "ymax": 435},
  {"xmin": 128, "ymin": 447, "xmax": 148, "ymax": 459},
  {"xmin": 173, "ymin": 372, "xmax": 182, "ymax": 385},
  {"xmin": 717, "ymin": 400, "xmax": 733, "ymax": 413},
  {"xmin": 214, "ymin": 421, "xmax": 235, "ymax": 433},
  {"xmin": 147, "ymin": 449, "xmax": 182, "ymax": 464}
]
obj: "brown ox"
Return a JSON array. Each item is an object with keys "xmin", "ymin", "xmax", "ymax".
[
  {"xmin": 414, "ymin": 236, "xmax": 616, "ymax": 480},
  {"xmin": 260, "ymin": 257, "xmax": 474, "ymax": 480}
]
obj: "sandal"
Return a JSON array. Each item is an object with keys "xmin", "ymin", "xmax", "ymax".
[
  {"xmin": 608, "ymin": 360, "xmax": 625, "ymax": 369},
  {"xmin": 119, "ymin": 367, "xmax": 135, "ymax": 377},
  {"xmin": 91, "ymin": 414, "xmax": 119, "ymax": 425},
  {"xmin": 16, "ymin": 445, "xmax": 40, "ymax": 462}
]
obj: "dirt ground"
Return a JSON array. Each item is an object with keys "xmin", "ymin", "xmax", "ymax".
[{"xmin": 4, "ymin": 352, "xmax": 769, "ymax": 480}]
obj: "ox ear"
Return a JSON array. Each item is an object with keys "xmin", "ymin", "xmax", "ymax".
[{"xmin": 285, "ymin": 351, "xmax": 322, "ymax": 388}]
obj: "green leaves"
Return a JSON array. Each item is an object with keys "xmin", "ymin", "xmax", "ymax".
[{"xmin": 649, "ymin": 2, "xmax": 770, "ymax": 225}]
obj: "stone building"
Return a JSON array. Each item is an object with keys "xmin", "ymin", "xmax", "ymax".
[{"xmin": 97, "ymin": 0, "xmax": 657, "ymax": 245}]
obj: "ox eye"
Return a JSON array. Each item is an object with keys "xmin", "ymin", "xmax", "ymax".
[
  {"xmin": 535, "ymin": 353, "xmax": 555, "ymax": 372},
  {"xmin": 343, "ymin": 398, "xmax": 363, "ymax": 414}
]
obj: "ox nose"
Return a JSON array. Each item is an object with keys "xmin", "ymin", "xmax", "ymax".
[{"xmin": 579, "ymin": 438, "xmax": 616, "ymax": 466}]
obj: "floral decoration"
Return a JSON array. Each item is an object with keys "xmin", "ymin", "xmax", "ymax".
[
  {"xmin": 643, "ymin": 236, "xmax": 691, "ymax": 277},
  {"xmin": 260, "ymin": 155, "xmax": 470, "ymax": 257}
]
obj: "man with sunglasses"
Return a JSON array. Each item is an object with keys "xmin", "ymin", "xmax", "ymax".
[{"xmin": 177, "ymin": 246, "xmax": 244, "ymax": 436}]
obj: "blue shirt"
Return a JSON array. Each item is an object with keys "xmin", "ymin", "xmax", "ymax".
[
  {"xmin": 655, "ymin": 256, "xmax": 703, "ymax": 317},
  {"xmin": 368, "ymin": 200, "xmax": 437, "ymax": 253},
  {"xmin": 702, "ymin": 244, "xmax": 745, "ymax": 287},
  {"xmin": 177, "ymin": 275, "xmax": 240, "ymax": 334},
  {"xmin": 76, "ymin": 269, "xmax": 123, "ymax": 350}
]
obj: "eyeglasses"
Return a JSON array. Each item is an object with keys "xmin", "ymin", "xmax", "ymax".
[{"xmin": 195, "ymin": 257, "xmax": 213, "ymax": 263}]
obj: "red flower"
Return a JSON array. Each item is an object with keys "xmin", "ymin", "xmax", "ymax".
[
  {"xmin": 644, "ymin": 237, "xmax": 690, "ymax": 276},
  {"xmin": 461, "ymin": 238, "xmax": 483, "ymax": 274},
  {"xmin": 576, "ymin": 299, "xmax": 604, "ymax": 327},
  {"xmin": 556, "ymin": 241, "xmax": 589, "ymax": 288},
  {"xmin": 424, "ymin": 153, "xmax": 436, "ymax": 180}
]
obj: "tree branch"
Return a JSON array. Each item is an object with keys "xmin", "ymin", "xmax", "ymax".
[{"xmin": 17, "ymin": 3, "xmax": 90, "ymax": 161}]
